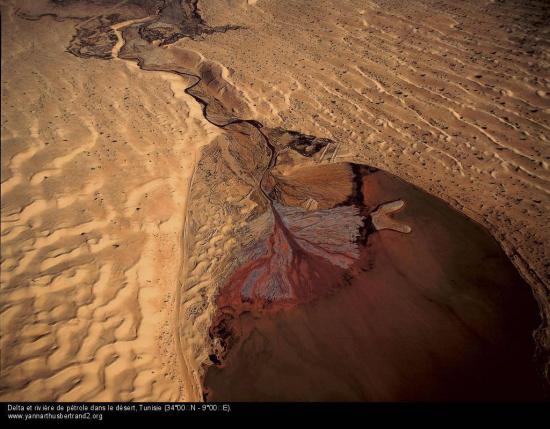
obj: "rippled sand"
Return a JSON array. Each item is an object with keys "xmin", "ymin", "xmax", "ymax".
[
  {"xmin": 1, "ymin": 2, "xmax": 220, "ymax": 400},
  {"xmin": 193, "ymin": 0, "xmax": 550, "ymax": 309},
  {"xmin": 1, "ymin": 0, "xmax": 549, "ymax": 401}
]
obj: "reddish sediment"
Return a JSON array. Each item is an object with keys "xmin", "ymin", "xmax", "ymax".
[
  {"xmin": 209, "ymin": 185, "xmax": 366, "ymax": 362},
  {"xmin": 204, "ymin": 168, "xmax": 545, "ymax": 401}
]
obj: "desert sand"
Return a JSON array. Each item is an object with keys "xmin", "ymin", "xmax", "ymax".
[
  {"xmin": 1, "ymin": 0, "xmax": 222, "ymax": 401},
  {"xmin": 1, "ymin": 0, "xmax": 549, "ymax": 401}
]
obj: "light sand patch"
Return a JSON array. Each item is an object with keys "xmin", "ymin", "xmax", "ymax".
[
  {"xmin": 0, "ymin": 3, "xmax": 218, "ymax": 401},
  {"xmin": 371, "ymin": 200, "xmax": 412, "ymax": 234}
]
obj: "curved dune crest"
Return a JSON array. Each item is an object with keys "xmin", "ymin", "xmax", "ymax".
[{"xmin": 1, "ymin": 0, "xmax": 220, "ymax": 401}]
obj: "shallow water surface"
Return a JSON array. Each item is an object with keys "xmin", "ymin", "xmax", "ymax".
[{"xmin": 204, "ymin": 167, "xmax": 544, "ymax": 401}]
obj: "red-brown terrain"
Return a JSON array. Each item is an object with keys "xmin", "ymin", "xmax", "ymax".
[{"xmin": 205, "ymin": 165, "xmax": 545, "ymax": 401}]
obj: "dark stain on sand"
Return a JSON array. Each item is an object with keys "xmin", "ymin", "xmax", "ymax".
[{"xmin": 204, "ymin": 168, "xmax": 545, "ymax": 401}]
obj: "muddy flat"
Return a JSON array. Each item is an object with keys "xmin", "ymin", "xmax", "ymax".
[{"xmin": 205, "ymin": 167, "xmax": 544, "ymax": 401}]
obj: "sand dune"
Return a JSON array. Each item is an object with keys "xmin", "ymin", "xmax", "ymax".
[
  {"xmin": 1, "ymin": 0, "xmax": 548, "ymax": 402},
  {"xmin": 1, "ymin": 1, "xmax": 220, "ymax": 401},
  {"xmin": 194, "ymin": 1, "xmax": 550, "ymax": 272}
]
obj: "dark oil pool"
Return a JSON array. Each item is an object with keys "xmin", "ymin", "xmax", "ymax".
[{"xmin": 203, "ymin": 168, "xmax": 545, "ymax": 401}]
